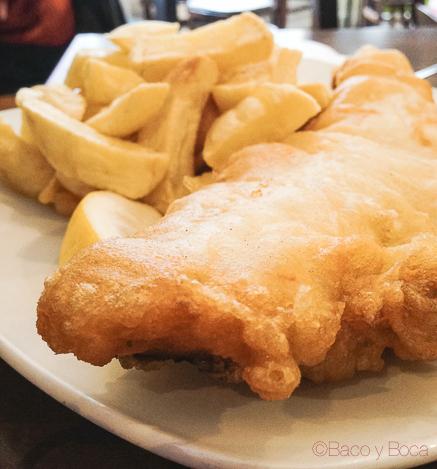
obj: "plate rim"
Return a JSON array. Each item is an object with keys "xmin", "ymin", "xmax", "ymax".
[{"xmin": 3, "ymin": 333, "xmax": 437, "ymax": 469}]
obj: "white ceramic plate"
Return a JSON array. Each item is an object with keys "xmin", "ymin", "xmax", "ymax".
[{"xmin": 1, "ymin": 39, "xmax": 437, "ymax": 469}]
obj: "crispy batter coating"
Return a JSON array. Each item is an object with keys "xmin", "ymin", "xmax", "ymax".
[{"xmin": 37, "ymin": 49, "xmax": 437, "ymax": 400}]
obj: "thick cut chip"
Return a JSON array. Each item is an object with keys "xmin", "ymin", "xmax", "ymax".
[
  {"xmin": 213, "ymin": 82, "xmax": 259, "ymax": 112},
  {"xmin": 82, "ymin": 102, "xmax": 104, "ymax": 121},
  {"xmin": 21, "ymin": 99, "xmax": 169, "ymax": 199},
  {"xmin": 213, "ymin": 48, "xmax": 303, "ymax": 112},
  {"xmin": 270, "ymin": 48, "xmax": 302, "ymax": 84},
  {"xmin": 17, "ymin": 85, "xmax": 87, "ymax": 148},
  {"xmin": 130, "ymin": 12, "xmax": 273, "ymax": 81},
  {"xmin": 204, "ymin": 84, "xmax": 320, "ymax": 170},
  {"xmin": 86, "ymin": 83, "xmax": 169, "ymax": 137},
  {"xmin": 56, "ymin": 172, "xmax": 94, "ymax": 198},
  {"xmin": 38, "ymin": 176, "xmax": 81, "ymax": 217},
  {"xmin": 107, "ymin": 21, "xmax": 180, "ymax": 51},
  {"xmin": 213, "ymin": 82, "xmax": 332, "ymax": 114},
  {"xmin": 82, "ymin": 59, "xmax": 144, "ymax": 104},
  {"xmin": 65, "ymin": 49, "xmax": 133, "ymax": 89},
  {"xmin": 0, "ymin": 118, "xmax": 54, "ymax": 197},
  {"xmin": 138, "ymin": 56, "xmax": 218, "ymax": 213},
  {"xmin": 59, "ymin": 190, "xmax": 161, "ymax": 265},
  {"xmin": 298, "ymin": 83, "xmax": 332, "ymax": 109},
  {"xmin": 221, "ymin": 47, "xmax": 302, "ymax": 85},
  {"xmin": 16, "ymin": 85, "xmax": 86, "ymax": 120}
]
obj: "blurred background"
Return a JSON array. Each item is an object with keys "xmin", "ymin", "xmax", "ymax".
[{"xmin": 0, "ymin": 0, "xmax": 436, "ymax": 98}]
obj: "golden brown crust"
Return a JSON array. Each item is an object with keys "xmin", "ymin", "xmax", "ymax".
[{"xmin": 37, "ymin": 48, "xmax": 437, "ymax": 400}]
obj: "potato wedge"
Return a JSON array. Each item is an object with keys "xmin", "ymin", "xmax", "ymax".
[
  {"xmin": 107, "ymin": 20, "xmax": 180, "ymax": 51},
  {"xmin": 65, "ymin": 48, "xmax": 133, "ymax": 89},
  {"xmin": 0, "ymin": 118, "xmax": 53, "ymax": 197},
  {"xmin": 298, "ymin": 83, "xmax": 332, "ymax": 109},
  {"xmin": 204, "ymin": 84, "xmax": 320, "ymax": 170},
  {"xmin": 213, "ymin": 48, "xmax": 303, "ymax": 112},
  {"xmin": 21, "ymin": 99, "xmax": 169, "ymax": 199},
  {"xmin": 221, "ymin": 47, "xmax": 301, "ymax": 85},
  {"xmin": 17, "ymin": 85, "xmax": 87, "ymax": 148},
  {"xmin": 82, "ymin": 59, "xmax": 144, "ymax": 104},
  {"xmin": 16, "ymin": 85, "xmax": 86, "ymax": 120},
  {"xmin": 65, "ymin": 51, "xmax": 94, "ymax": 89},
  {"xmin": 130, "ymin": 12, "xmax": 273, "ymax": 81},
  {"xmin": 82, "ymin": 102, "xmax": 104, "ymax": 121},
  {"xmin": 213, "ymin": 81, "xmax": 331, "ymax": 114},
  {"xmin": 213, "ymin": 82, "xmax": 258, "ymax": 112},
  {"xmin": 86, "ymin": 83, "xmax": 169, "ymax": 137},
  {"xmin": 38, "ymin": 176, "xmax": 81, "ymax": 217},
  {"xmin": 270, "ymin": 48, "xmax": 302, "ymax": 84},
  {"xmin": 52, "ymin": 190, "xmax": 81, "ymax": 217},
  {"xmin": 56, "ymin": 172, "xmax": 94, "ymax": 198},
  {"xmin": 139, "ymin": 56, "xmax": 218, "ymax": 212}
]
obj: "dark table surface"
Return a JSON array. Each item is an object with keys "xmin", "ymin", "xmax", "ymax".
[{"xmin": 1, "ymin": 26, "xmax": 437, "ymax": 469}]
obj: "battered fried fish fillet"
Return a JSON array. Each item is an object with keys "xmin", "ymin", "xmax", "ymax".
[{"xmin": 37, "ymin": 48, "xmax": 437, "ymax": 400}]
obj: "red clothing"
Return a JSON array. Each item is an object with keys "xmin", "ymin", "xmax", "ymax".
[{"xmin": 0, "ymin": 0, "xmax": 74, "ymax": 46}]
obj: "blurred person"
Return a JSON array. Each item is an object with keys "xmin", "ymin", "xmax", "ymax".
[
  {"xmin": 0, "ymin": 0, "xmax": 75, "ymax": 94},
  {"xmin": 0, "ymin": 0, "xmax": 127, "ymax": 95}
]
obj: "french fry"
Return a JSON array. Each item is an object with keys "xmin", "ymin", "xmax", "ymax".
[
  {"xmin": 38, "ymin": 175, "xmax": 61, "ymax": 204},
  {"xmin": 139, "ymin": 56, "xmax": 218, "ymax": 212},
  {"xmin": 270, "ymin": 48, "xmax": 302, "ymax": 84},
  {"xmin": 213, "ymin": 82, "xmax": 259, "ymax": 113},
  {"xmin": 86, "ymin": 83, "xmax": 170, "ymax": 138},
  {"xmin": 3, "ymin": 13, "xmax": 344, "ymax": 224},
  {"xmin": 204, "ymin": 84, "xmax": 321, "ymax": 170},
  {"xmin": 56, "ymin": 172, "xmax": 94, "ymax": 198},
  {"xmin": 0, "ymin": 119, "xmax": 54, "ymax": 198},
  {"xmin": 16, "ymin": 85, "xmax": 86, "ymax": 120},
  {"xmin": 221, "ymin": 47, "xmax": 302, "ymax": 84},
  {"xmin": 38, "ymin": 176, "xmax": 82, "ymax": 217},
  {"xmin": 213, "ymin": 48, "xmax": 303, "ymax": 112},
  {"xmin": 53, "ymin": 190, "xmax": 81, "ymax": 217},
  {"xmin": 298, "ymin": 83, "xmax": 332, "ymax": 109},
  {"xmin": 17, "ymin": 85, "xmax": 87, "ymax": 149},
  {"xmin": 65, "ymin": 48, "xmax": 133, "ymax": 89},
  {"xmin": 130, "ymin": 12, "xmax": 273, "ymax": 81},
  {"xmin": 21, "ymin": 99, "xmax": 169, "ymax": 199},
  {"xmin": 82, "ymin": 59, "xmax": 144, "ymax": 104},
  {"xmin": 107, "ymin": 20, "xmax": 180, "ymax": 52},
  {"xmin": 214, "ymin": 82, "xmax": 333, "ymax": 113},
  {"xmin": 82, "ymin": 102, "xmax": 104, "ymax": 121}
]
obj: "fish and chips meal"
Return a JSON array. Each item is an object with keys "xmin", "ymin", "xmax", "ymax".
[{"xmin": 0, "ymin": 13, "xmax": 436, "ymax": 400}]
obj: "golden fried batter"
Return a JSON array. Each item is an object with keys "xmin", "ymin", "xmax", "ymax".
[{"xmin": 37, "ymin": 48, "xmax": 437, "ymax": 400}]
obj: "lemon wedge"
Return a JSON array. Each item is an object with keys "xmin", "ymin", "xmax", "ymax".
[{"xmin": 59, "ymin": 191, "xmax": 161, "ymax": 265}]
